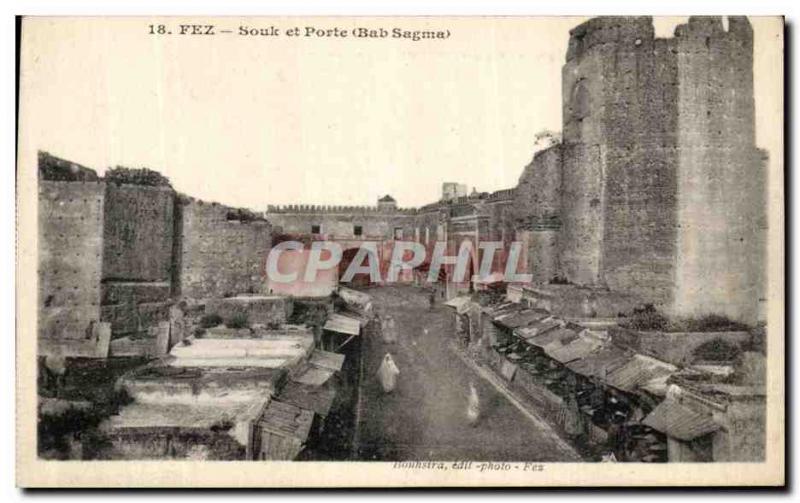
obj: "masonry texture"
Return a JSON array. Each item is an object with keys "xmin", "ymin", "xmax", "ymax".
[
  {"xmin": 38, "ymin": 180, "xmax": 105, "ymax": 340},
  {"xmin": 37, "ymin": 154, "xmax": 275, "ymax": 345},
  {"xmin": 100, "ymin": 183, "xmax": 175, "ymax": 335},
  {"xmin": 177, "ymin": 199, "xmax": 272, "ymax": 299},
  {"xmin": 547, "ymin": 16, "xmax": 764, "ymax": 323}
]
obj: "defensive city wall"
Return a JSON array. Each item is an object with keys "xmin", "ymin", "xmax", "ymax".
[
  {"xmin": 515, "ymin": 16, "xmax": 767, "ymax": 323},
  {"xmin": 36, "ymin": 16, "xmax": 767, "ymax": 356},
  {"xmin": 37, "ymin": 152, "xmax": 272, "ymax": 354}
]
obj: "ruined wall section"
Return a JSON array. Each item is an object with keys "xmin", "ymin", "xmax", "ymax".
[
  {"xmin": 100, "ymin": 184, "xmax": 175, "ymax": 334},
  {"xmin": 514, "ymin": 146, "xmax": 562, "ymax": 223},
  {"xmin": 672, "ymin": 17, "xmax": 767, "ymax": 323},
  {"xmin": 38, "ymin": 181, "xmax": 105, "ymax": 340},
  {"xmin": 179, "ymin": 199, "xmax": 272, "ymax": 299},
  {"xmin": 514, "ymin": 145, "xmax": 563, "ymax": 282}
]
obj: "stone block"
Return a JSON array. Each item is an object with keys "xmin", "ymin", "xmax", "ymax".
[{"xmin": 205, "ymin": 295, "xmax": 290, "ymax": 326}]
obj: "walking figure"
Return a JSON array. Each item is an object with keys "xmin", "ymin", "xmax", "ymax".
[
  {"xmin": 466, "ymin": 381, "xmax": 481, "ymax": 426},
  {"xmin": 382, "ymin": 315, "xmax": 397, "ymax": 344},
  {"xmin": 377, "ymin": 353, "xmax": 400, "ymax": 393}
]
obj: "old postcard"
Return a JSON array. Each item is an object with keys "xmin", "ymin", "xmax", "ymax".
[{"xmin": 16, "ymin": 15, "xmax": 784, "ymax": 487}]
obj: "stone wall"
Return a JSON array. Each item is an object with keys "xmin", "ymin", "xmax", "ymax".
[
  {"xmin": 99, "ymin": 282, "xmax": 172, "ymax": 335},
  {"xmin": 266, "ymin": 208, "xmax": 417, "ymax": 242},
  {"xmin": 100, "ymin": 183, "xmax": 175, "ymax": 334},
  {"xmin": 550, "ymin": 16, "xmax": 765, "ymax": 322},
  {"xmin": 713, "ymin": 397, "xmax": 766, "ymax": 462},
  {"xmin": 514, "ymin": 146, "xmax": 562, "ymax": 223},
  {"xmin": 205, "ymin": 296, "xmax": 291, "ymax": 326},
  {"xmin": 264, "ymin": 248, "xmax": 339, "ymax": 297},
  {"xmin": 609, "ymin": 327, "xmax": 752, "ymax": 366},
  {"xmin": 559, "ymin": 144, "xmax": 604, "ymax": 285},
  {"xmin": 560, "ymin": 17, "xmax": 680, "ymax": 300},
  {"xmin": 671, "ymin": 17, "xmax": 767, "ymax": 323},
  {"xmin": 516, "ymin": 230, "xmax": 559, "ymax": 283},
  {"xmin": 413, "ymin": 208, "xmax": 444, "ymax": 250},
  {"xmin": 38, "ymin": 181, "xmax": 105, "ymax": 340},
  {"xmin": 514, "ymin": 145, "xmax": 563, "ymax": 282},
  {"xmin": 102, "ymin": 184, "xmax": 175, "ymax": 281},
  {"xmin": 178, "ymin": 199, "xmax": 272, "ymax": 299}
]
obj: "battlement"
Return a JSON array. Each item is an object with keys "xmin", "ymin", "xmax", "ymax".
[
  {"xmin": 265, "ymin": 204, "xmax": 418, "ymax": 215},
  {"xmin": 674, "ymin": 16, "xmax": 753, "ymax": 41},
  {"xmin": 566, "ymin": 16, "xmax": 753, "ymax": 63},
  {"xmin": 487, "ymin": 188, "xmax": 517, "ymax": 202},
  {"xmin": 671, "ymin": 16, "xmax": 754, "ymax": 57},
  {"xmin": 566, "ymin": 16, "xmax": 655, "ymax": 62}
]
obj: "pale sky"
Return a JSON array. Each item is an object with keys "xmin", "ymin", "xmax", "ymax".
[{"xmin": 19, "ymin": 16, "xmax": 782, "ymax": 210}]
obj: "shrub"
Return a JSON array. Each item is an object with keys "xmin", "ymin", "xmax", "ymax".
[
  {"xmin": 680, "ymin": 314, "xmax": 750, "ymax": 332},
  {"xmin": 105, "ymin": 166, "xmax": 172, "ymax": 188},
  {"xmin": 225, "ymin": 208, "xmax": 265, "ymax": 223},
  {"xmin": 620, "ymin": 304, "xmax": 668, "ymax": 331},
  {"xmin": 621, "ymin": 306, "xmax": 752, "ymax": 334},
  {"xmin": 226, "ymin": 313, "xmax": 249, "ymax": 329},
  {"xmin": 692, "ymin": 338, "xmax": 742, "ymax": 362},
  {"xmin": 38, "ymin": 151, "xmax": 99, "ymax": 182},
  {"xmin": 199, "ymin": 313, "xmax": 223, "ymax": 328}
]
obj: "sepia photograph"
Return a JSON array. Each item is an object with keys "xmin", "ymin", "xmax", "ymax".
[{"xmin": 14, "ymin": 13, "xmax": 784, "ymax": 488}]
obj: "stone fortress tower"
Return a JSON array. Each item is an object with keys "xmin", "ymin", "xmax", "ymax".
[{"xmin": 517, "ymin": 16, "xmax": 767, "ymax": 323}]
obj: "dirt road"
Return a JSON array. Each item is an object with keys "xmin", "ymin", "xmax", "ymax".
[{"xmin": 354, "ymin": 285, "xmax": 578, "ymax": 462}]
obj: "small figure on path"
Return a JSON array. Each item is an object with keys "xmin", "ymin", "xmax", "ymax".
[
  {"xmin": 382, "ymin": 315, "xmax": 397, "ymax": 344},
  {"xmin": 466, "ymin": 381, "xmax": 481, "ymax": 426},
  {"xmin": 414, "ymin": 328, "xmax": 428, "ymax": 347},
  {"xmin": 377, "ymin": 353, "xmax": 400, "ymax": 393}
]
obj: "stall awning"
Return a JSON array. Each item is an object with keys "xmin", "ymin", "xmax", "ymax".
[
  {"xmin": 607, "ymin": 354, "xmax": 677, "ymax": 394},
  {"xmin": 515, "ymin": 319, "xmax": 561, "ymax": 341},
  {"xmin": 309, "ymin": 349, "xmax": 345, "ymax": 372},
  {"xmin": 444, "ymin": 296, "xmax": 472, "ymax": 314},
  {"xmin": 323, "ymin": 313, "xmax": 362, "ymax": 336},
  {"xmin": 547, "ymin": 331, "xmax": 608, "ymax": 364},
  {"xmin": 255, "ymin": 400, "xmax": 315, "ymax": 460},
  {"xmin": 481, "ymin": 302, "xmax": 517, "ymax": 316},
  {"xmin": 494, "ymin": 308, "xmax": 550, "ymax": 330},
  {"xmin": 566, "ymin": 344, "xmax": 632, "ymax": 380},
  {"xmin": 292, "ymin": 365, "xmax": 335, "ymax": 386},
  {"xmin": 643, "ymin": 398, "xmax": 721, "ymax": 441},
  {"xmin": 277, "ymin": 381, "xmax": 337, "ymax": 418}
]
